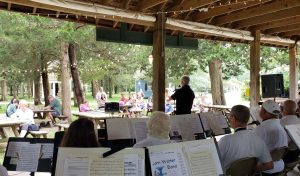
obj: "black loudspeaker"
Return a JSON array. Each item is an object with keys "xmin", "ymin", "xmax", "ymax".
[{"xmin": 261, "ymin": 74, "xmax": 284, "ymax": 98}]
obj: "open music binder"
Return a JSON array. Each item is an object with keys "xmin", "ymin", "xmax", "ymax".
[
  {"xmin": 285, "ymin": 124, "xmax": 300, "ymax": 149},
  {"xmin": 3, "ymin": 137, "xmax": 54, "ymax": 173},
  {"xmin": 55, "ymin": 147, "xmax": 145, "ymax": 176},
  {"xmin": 148, "ymin": 138, "xmax": 224, "ymax": 176}
]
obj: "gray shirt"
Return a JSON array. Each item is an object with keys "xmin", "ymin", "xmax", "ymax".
[{"xmin": 218, "ymin": 129, "xmax": 272, "ymax": 170}]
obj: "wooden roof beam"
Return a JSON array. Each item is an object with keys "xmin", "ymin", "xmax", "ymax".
[
  {"xmin": 122, "ymin": 0, "xmax": 131, "ymax": 9},
  {"xmin": 113, "ymin": 21, "xmax": 118, "ymax": 28},
  {"xmin": 265, "ymin": 23, "xmax": 300, "ymax": 34},
  {"xmin": 252, "ymin": 15, "xmax": 300, "ymax": 31},
  {"xmin": 102, "ymin": 0, "xmax": 113, "ymax": 5},
  {"xmin": 144, "ymin": 26, "xmax": 150, "ymax": 32},
  {"xmin": 280, "ymin": 29, "xmax": 300, "ymax": 37},
  {"xmin": 233, "ymin": 6, "xmax": 300, "ymax": 28},
  {"xmin": 213, "ymin": 0, "xmax": 300, "ymax": 26},
  {"xmin": 32, "ymin": 7, "xmax": 37, "ymax": 14},
  {"xmin": 136, "ymin": 0, "xmax": 167, "ymax": 11},
  {"xmin": 191, "ymin": 0, "xmax": 270, "ymax": 22},
  {"xmin": 169, "ymin": 0, "xmax": 218, "ymax": 12}
]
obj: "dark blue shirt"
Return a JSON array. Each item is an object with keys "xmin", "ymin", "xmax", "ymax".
[{"xmin": 171, "ymin": 85, "xmax": 195, "ymax": 115}]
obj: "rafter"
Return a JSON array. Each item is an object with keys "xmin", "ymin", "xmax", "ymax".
[
  {"xmin": 212, "ymin": 0, "xmax": 300, "ymax": 26},
  {"xmin": 32, "ymin": 7, "xmax": 37, "ymax": 13},
  {"xmin": 252, "ymin": 16, "xmax": 300, "ymax": 31},
  {"xmin": 280, "ymin": 29, "xmax": 300, "ymax": 37},
  {"xmin": 122, "ymin": 0, "xmax": 131, "ymax": 9},
  {"xmin": 102, "ymin": 0, "xmax": 113, "ymax": 5},
  {"xmin": 169, "ymin": 0, "xmax": 218, "ymax": 12},
  {"xmin": 144, "ymin": 26, "xmax": 150, "ymax": 32},
  {"xmin": 233, "ymin": 6, "xmax": 300, "ymax": 28},
  {"xmin": 136, "ymin": 0, "xmax": 167, "ymax": 11},
  {"xmin": 191, "ymin": 0, "xmax": 270, "ymax": 22},
  {"xmin": 113, "ymin": 21, "xmax": 118, "ymax": 28},
  {"xmin": 95, "ymin": 18, "xmax": 99, "ymax": 25},
  {"xmin": 265, "ymin": 23, "xmax": 300, "ymax": 34}
]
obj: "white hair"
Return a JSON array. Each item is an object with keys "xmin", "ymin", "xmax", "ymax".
[
  {"xmin": 19, "ymin": 99, "xmax": 28, "ymax": 106},
  {"xmin": 147, "ymin": 111, "xmax": 171, "ymax": 139}
]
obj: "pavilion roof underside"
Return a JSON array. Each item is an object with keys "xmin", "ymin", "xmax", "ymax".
[{"xmin": 1, "ymin": 0, "xmax": 300, "ymax": 47}]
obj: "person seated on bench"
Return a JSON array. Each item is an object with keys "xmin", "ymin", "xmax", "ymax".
[
  {"xmin": 43, "ymin": 95, "xmax": 62, "ymax": 124},
  {"xmin": 79, "ymin": 100, "xmax": 91, "ymax": 112},
  {"xmin": 218, "ymin": 105, "xmax": 273, "ymax": 172},
  {"xmin": 134, "ymin": 111, "xmax": 174, "ymax": 148},
  {"xmin": 60, "ymin": 118, "xmax": 99, "ymax": 147},
  {"xmin": 6, "ymin": 99, "xmax": 19, "ymax": 117},
  {"xmin": 11, "ymin": 100, "xmax": 38, "ymax": 137}
]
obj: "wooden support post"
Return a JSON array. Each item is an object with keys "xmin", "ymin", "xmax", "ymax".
[
  {"xmin": 152, "ymin": 13, "xmax": 166, "ymax": 112},
  {"xmin": 250, "ymin": 31, "xmax": 260, "ymax": 107},
  {"xmin": 289, "ymin": 45, "xmax": 298, "ymax": 99}
]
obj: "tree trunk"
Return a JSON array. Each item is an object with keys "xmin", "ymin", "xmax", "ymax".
[
  {"xmin": 12, "ymin": 84, "xmax": 17, "ymax": 98},
  {"xmin": 33, "ymin": 71, "xmax": 41, "ymax": 105},
  {"xmin": 92, "ymin": 80, "xmax": 99, "ymax": 98},
  {"xmin": 27, "ymin": 80, "xmax": 33, "ymax": 98},
  {"xmin": 68, "ymin": 43, "xmax": 84, "ymax": 107},
  {"xmin": 208, "ymin": 58, "xmax": 226, "ymax": 105},
  {"xmin": 41, "ymin": 55, "xmax": 50, "ymax": 106},
  {"xmin": 20, "ymin": 83, "xmax": 24, "ymax": 98},
  {"xmin": 60, "ymin": 42, "xmax": 72, "ymax": 121},
  {"xmin": 1, "ymin": 73, "xmax": 7, "ymax": 101},
  {"xmin": 108, "ymin": 76, "xmax": 113, "ymax": 98}
]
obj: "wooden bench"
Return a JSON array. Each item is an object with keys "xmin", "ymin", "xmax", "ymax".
[
  {"xmin": 28, "ymin": 131, "xmax": 48, "ymax": 138},
  {"xmin": 55, "ymin": 123, "xmax": 70, "ymax": 131},
  {"xmin": 57, "ymin": 115, "xmax": 68, "ymax": 121}
]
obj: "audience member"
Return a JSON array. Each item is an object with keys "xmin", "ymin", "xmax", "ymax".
[
  {"xmin": 6, "ymin": 99, "xmax": 19, "ymax": 117},
  {"xmin": 170, "ymin": 75, "xmax": 195, "ymax": 115},
  {"xmin": 218, "ymin": 105, "xmax": 273, "ymax": 171},
  {"xmin": 280, "ymin": 100, "xmax": 300, "ymax": 163},
  {"xmin": 96, "ymin": 87, "xmax": 107, "ymax": 109},
  {"xmin": 79, "ymin": 101, "xmax": 91, "ymax": 112},
  {"xmin": 119, "ymin": 92, "xmax": 128, "ymax": 104},
  {"xmin": 134, "ymin": 111, "xmax": 173, "ymax": 148},
  {"xmin": 43, "ymin": 95, "xmax": 62, "ymax": 124},
  {"xmin": 11, "ymin": 100, "xmax": 37, "ymax": 137},
  {"xmin": 60, "ymin": 118, "xmax": 99, "ymax": 147},
  {"xmin": 253, "ymin": 100, "xmax": 288, "ymax": 175}
]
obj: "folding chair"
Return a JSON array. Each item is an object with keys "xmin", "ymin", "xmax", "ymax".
[
  {"xmin": 270, "ymin": 147, "xmax": 288, "ymax": 162},
  {"xmin": 226, "ymin": 157, "xmax": 257, "ymax": 176}
]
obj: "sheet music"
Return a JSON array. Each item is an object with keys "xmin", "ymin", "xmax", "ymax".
[
  {"xmin": 16, "ymin": 144, "xmax": 41, "ymax": 172},
  {"xmin": 138, "ymin": 156, "xmax": 145, "ymax": 176},
  {"xmin": 106, "ymin": 118, "xmax": 132, "ymax": 140},
  {"xmin": 179, "ymin": 118, "xmax": 195, "ymax": 141},
  {"xmin": 6, "ymin": 142, "xmax": 29, "ymax": 157},
  {"xmin": 63, "ymin": 158, "xmax": 89, "ymax": 176},
  {"xmin": 250, "ymin": 107, "xmax": 262, "ymax": 122},
  {"xmin": 186, "ymin": 149, "xmax": 217, "ymax": 175},
  {"xmin": 189, "ymin": 117, "xmax": 204, "ymax": 134},
  {"xmin": 41, "ymin": 143, "xmax": 54, "ymax": 159},
  {"xmin": 89, "ymin": 157, "xmax": 124, "ymax": 176},
  {"xmin": 133, "ymin": 121, "xmax": 148, "ymax": 143},
  {"xmin": 124, "ymin": 154, "xmax": 139, "ymax": 176},
  {"xmin": 285, "ymin": 124, "xmax": 300, "ymax": 149},
  {"xmin": 149, "ymin": 149, "xmax": 189, "ymax": 176},
  {"xmin": 214, "ymin": 112, "xmax": 229, "ymax": 128},
  {"xmin": 199, "ymin": 113, "xmax": 211, "ymax": 131}
]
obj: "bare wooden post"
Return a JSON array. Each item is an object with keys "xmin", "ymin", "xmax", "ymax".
[
  {"xmin": 250, "ymin": 31, "xmax": 260, "ymax": 107},
  {"xmin": 152, "ymin": 12, "xmax": 166, "ymax": 112},
  {"xmin": 289, "ymin": 45, "xmax": 298, "ymax": 99},
  {"xmin": 60, "ymin": 42, "xmax": 72, "ymax": 121}
]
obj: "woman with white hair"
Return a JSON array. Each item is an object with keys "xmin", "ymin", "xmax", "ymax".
[
  {"xmin": 11, "ymin": 100, "xmax": 37, "ymax": 137},
  {"xmin": 134, "ymin": 111, "xmax": 174, "ymax": 148}
]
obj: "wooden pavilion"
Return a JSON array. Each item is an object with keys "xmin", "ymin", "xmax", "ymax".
[{"xmin": 0, "ymin": 0, "xmax": 299, "ymax": 110}]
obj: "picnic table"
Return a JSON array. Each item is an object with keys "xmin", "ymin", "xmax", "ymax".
[
  {"xmin": 33, "ymin": 109, "xmax": 54, "ymax": 119},
  {"xmin": 0, "ymin": 118, "xmax": 25, "ymax": 142},
  {"xmin": 203, "ymin": 105, "xmax": 232, "ymax": 113},
  {"xmin": 72, "ymin": 110, "xmax": 120, "ymax": 128}
]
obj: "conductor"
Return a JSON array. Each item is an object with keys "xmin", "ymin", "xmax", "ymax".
[{"xmin": 170, "ymin": 75, "xmax": 195, "ymax": 115}]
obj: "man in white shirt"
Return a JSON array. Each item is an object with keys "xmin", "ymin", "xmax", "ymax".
[
  {"xmin": 253, "ymin": 100, "xmax": 288, "ymax": 175},
  {"xmin": 280, "ymin": 99, "xmax": 300, "ymax": 163},
  {"xmin": 218, "ymin": 105, "xmax": 273, "ymax": 172}
]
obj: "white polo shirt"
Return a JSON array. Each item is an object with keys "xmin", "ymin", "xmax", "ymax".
[
  {"xmin": 133, "ymin": 136, "xmax": 174, "ymax": 148},
  {"xmin": 280, "ymin": 115, "xmax": 300, "ymax": 127},
  {"xmin": 218, "ymin": 129, "xmax": 272, "ymax": 170},
  {"xmin": 253, "ymin": 119, "xmax": 288, "ymax": 174}
]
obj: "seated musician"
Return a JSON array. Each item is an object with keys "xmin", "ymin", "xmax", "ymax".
[
  {"xmin": 280, "ymin": 100, "xmax": 300, "ymax": 163},
  {"xmin": 134, "ymin": 111, "xmax": 174, "ymax": 148},
  {"xmin": 253, "ymin": 100, "xmax": 288, "ymax": 175},
  {"xmin": 218, "ymin": 105, "xmax": 273, "ymax": 172}
]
